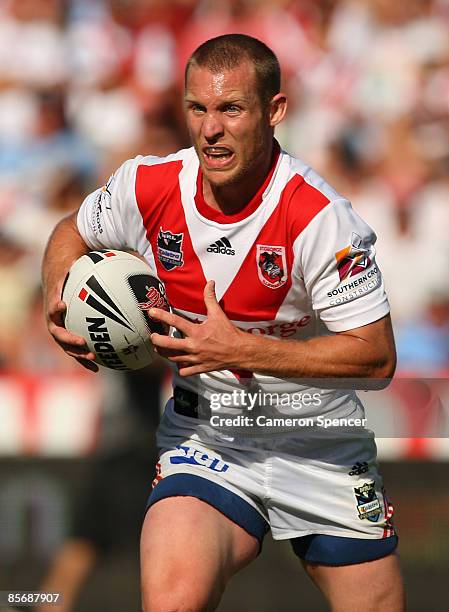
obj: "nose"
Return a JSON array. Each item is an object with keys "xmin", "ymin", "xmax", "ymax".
[{"xmin": 202, "ymin": 112, "xmax": 224, "ymax": 143}]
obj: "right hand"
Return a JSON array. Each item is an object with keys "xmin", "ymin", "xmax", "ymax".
[{"xmin": 46, "ymin": 295, "xmax": 99, "ymax": 372}]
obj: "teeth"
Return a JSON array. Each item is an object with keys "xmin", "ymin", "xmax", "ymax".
[
  {"xmin": 206, "ymin": 148, "xmax": 230, "ymax": 154},
  {"xmin": 207, "ymin": 153, "xmax": 231, "ymax": 158}
]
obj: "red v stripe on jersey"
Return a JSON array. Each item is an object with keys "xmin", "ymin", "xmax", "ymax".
[
  {"xmin": 286, "ymin": 173, "xmax": 332, "ymax": 238},
  {"xmin": 135, "ymin": 161, "xmax": 207, "ymax": 315},
  {"xmin": 221, "ymin": 174, "xmax": 330, "ymax": 322},
  {"xmin": 135, "ymin": 162, "xmax": 330, "ymax": 322}
]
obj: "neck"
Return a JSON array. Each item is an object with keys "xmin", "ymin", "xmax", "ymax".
[{"xmin": 202, "ymin": 141, "xmax": 275, "ymax": 215}]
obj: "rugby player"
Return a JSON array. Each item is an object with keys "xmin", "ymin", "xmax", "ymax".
[{"xmin": 42, "ymin": 34, "xmax": 405, "ymax": 611}]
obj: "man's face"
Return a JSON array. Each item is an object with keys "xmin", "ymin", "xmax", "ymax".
[{"xmin": 184, "ymin": 62, "xmax": 274, "ymax": 189}]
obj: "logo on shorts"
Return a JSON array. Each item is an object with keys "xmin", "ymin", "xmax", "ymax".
[
  {"xmin": 256, "ymin": 245, "xmax": 287, "ymax": 289},
  {"xmin": 157, "ymin": 227, "xmax": 184, "ymax": 271},
  {"xmin": 170, "ymin": 445, "xmax": 229, "ymax": 473},
  {"xmin": 335, "ymin": 233, "xmax": 371, "ymax": 281},
  {"xmin": 349, "ymin": 461, "xmax": 369, "ymax": 476},
  {"xmin": 354, "ymin": 481, "xmax": 381, "ymax": 522}
]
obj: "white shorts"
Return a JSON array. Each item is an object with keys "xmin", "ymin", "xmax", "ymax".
[{"xmin": 147, "ymin": 398, "xmax": 397, "ymax": 565}]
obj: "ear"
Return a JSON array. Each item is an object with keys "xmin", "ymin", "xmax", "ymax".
[{"xmin": 269, "ymin": 93, "xmax": 287, "ymax": 127}]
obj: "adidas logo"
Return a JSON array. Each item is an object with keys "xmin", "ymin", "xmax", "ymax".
[
  {"xmin": 207, "ymin": 237, "xmax": 235, "ymax": 256},
  {"xmin": 348, "ymin": 461, "xmax": 369, "ymax": 476}
]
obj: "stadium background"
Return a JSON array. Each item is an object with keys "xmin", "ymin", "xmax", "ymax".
[{"xmin": 0, "ymin": 0, "xmax": 448, "ymax": 610}]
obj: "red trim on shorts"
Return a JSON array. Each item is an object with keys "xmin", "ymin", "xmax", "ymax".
[
  {"xmin": 382, "ymin": 487, "xmax": 395, "ymax": 538},
  {"xmin": 152, "ymin": 462, "xmax": 163, "ymax": 489}
]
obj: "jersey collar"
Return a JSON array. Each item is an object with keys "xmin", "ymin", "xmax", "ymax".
[{"xmin": 194, "ymin": 140, "xmax": 281, "ymax": 224}]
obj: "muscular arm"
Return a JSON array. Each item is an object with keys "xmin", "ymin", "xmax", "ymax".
[
  {"xmin": 42, "ymin": 211, "xmax": 89, "ymax": 300},
  {"xmin": 233, "ymin": 314, "xmax": 396, "ymax": 381},
  {"xmin": 150, "ymin": 281, "xmax": 396, "ymax": 385},
  {"xmin": 42, "ymin": 211, "xmax": 98, "ymax": 370}
]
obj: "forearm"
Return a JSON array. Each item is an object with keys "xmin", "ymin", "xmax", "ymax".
[
  {"xmin": 41, "ymin": 211, "xmax": 98, "ymax": 370},
  {"xmin": 149, "ymin": 284, "xmax": 396, "ymax": 383},
  {"xmin": 42, "ymin": 212, "xmax": 89, "ymax": 300},
  {"xmin": 231, "ymin": 324, "xmax": 395, "ymax": 381}
]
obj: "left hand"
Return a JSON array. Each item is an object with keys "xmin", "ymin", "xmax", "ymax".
[{"xmin": 149, "ymin": 280, "xmax": 245, "ymax": 376}]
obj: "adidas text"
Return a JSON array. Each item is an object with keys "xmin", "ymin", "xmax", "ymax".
[{"xmin": 207, "ymin": 244, "xmax": 235, "ymax": 255}]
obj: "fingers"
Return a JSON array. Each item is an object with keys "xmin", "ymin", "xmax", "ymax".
[
  {"xmin": 54, "ymin": 335, "xmax": 98, "ymax": 371},
  {"xmin": 153, "ymin": 344, "xmax": 187, "ymax": 360},
  {"xmin": 75, "ymin": 357, "xmax": 99, "ymax": 372},
  {"xmin": 47, "ymin": 299, "xmax": 67, "ymax": 326},
  {"xmin": 47, "ymin": 299, "xmax": 97, "ymax": 368},
  {"xmin": 152, "ymin": 347, "xmax": 197, "ymax": 374},
  {"xmin": 45, "ymin": 294, "xmax": 99, "ymax": 371},
  {"xmin": 47, "ymin": 299, "xmax": 88, "ymax": 347},
  {"xmin": 164, "ymin": 353, "xmax": 195, "ymax": 363},
  {"xmin": 48, "ymin": 320, "xmax": 89, "ymax": 354},
  {"xmin": 151, "ymin": 333, "xmax": 199, "ymax": 373},
  {"xmin": 59, "ymin": 335, "xmax": 98, "ymax": 371},
  {"xmin": 59, "ymin": 341, "xmax": 95, "ymax": 359},
  {"xmin": 49, "ymin": 321, "xmax": 88, "ymax": 346},
  {"xmin": 178, "ymin": 364, "xmax": 208, "ymax": 377},
  {"xmin": 203, "ymin": 280, "xmax": 221, "ymax": 316},
  {"xmin": 151, "ymin": 332, "xmax": 189, "ymax": 352},
  {"xmin": 148, "ymin": 308, "xmax": 194, "ymax": 334}
]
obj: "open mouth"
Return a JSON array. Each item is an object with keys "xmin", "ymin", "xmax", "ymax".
[{"xmin": 202, "ymin": 146, "xmax": 235, "ymax": 168}]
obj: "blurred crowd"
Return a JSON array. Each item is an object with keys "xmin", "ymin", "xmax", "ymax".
[
  {"xmin": 0, "ymin": 0, "xmax": 449, "ymax": 374},
  {"xmin": 0, "ymin": 3, "xmax": 447, "ymax": 606}
]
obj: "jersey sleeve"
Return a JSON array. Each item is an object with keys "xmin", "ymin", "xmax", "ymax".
[
  {"xmin": 298, "ymin": 199, "xmax": 390, "ymax": 332},
  {"xmin": 77, "ymin": 155, "xmax": 150, "ymax": 255}
]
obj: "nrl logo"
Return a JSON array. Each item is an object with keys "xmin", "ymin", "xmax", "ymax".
[
  {"xmin": 256, "ymin": 245, "xmax": 287, "ymax": 289},
  {"xmin": 157, "ymin": 227, "xmax": 184, "ymax": 271}
]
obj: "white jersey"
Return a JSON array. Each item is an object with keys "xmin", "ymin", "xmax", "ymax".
[{"xmin": 77, "ymin": 144, "xmax": 389, "ymax": 428}]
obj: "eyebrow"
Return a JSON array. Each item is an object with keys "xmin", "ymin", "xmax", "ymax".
[{"xmin": 184, "ymin": 97, "xmax": 247, "ymax": 105}]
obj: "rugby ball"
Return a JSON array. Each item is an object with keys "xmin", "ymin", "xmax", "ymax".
[{"xmin": 62, "ymin": 250, "xmax": 170, "ymax": 370}]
